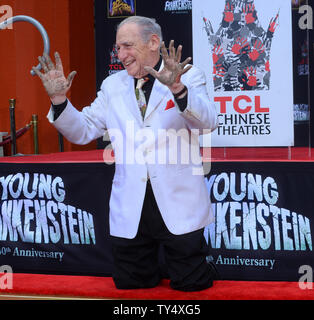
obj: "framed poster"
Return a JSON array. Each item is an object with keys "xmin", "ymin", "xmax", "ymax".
[{"xmin": 193, "ymin": 0, "xmax": 294, "ymax": 146}]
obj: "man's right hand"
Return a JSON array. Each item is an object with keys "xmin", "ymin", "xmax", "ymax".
[{"xmin": 32, "ymin": 52, "xmax": 77, "ymax": 105}]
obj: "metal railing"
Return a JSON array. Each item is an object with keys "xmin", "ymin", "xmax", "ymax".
[{"xmin": 0, "ymin": 15, "xmax": 50, "ymax": 75}]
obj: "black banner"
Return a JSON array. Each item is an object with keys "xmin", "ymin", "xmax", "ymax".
[
  {"xmin": 292, "ymin": 5, "xmax": 311, "ymax": 146},
  {"xmin": 0, "ymin": 163, "xmax": 114, "ymax": 276},
  {"xmin": 0, "ymin": 161, "xmax": 313, "ymax": 281},
  {"xmin": 205, "ymin": 162, "xmax": 314, "ymax": 281}
]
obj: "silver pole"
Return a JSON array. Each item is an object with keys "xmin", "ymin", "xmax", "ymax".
[{"xmin": 0, "ymin": 15, "xmax": 50, "ymax": 75}]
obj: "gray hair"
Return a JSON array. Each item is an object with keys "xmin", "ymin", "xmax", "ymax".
[{"xmin": 117, "ymin": 16, "xmax": 163, "ymax": 44}]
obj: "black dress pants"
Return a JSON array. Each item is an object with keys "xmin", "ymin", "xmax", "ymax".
[{"xmin": 110, "ymin": 181, "xmax": 215, "ymax": 291}]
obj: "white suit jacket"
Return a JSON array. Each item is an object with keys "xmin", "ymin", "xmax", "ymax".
[{"xmin": 47, "ymin": 64, "xmax": 218, "ymax": 239}]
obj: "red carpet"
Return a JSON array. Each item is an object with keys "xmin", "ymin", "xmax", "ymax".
[
  {"xmin": 0, "ymin": 147, "xmax": 313, "ymax": 163},
  {"xmin": 2, "ymin": 274, "xmax": 313, "ymax": 300}
]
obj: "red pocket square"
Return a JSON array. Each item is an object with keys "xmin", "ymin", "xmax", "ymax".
[{"xmin": 165, "ymin": 99, "xmax": 175, "ymax": 110}]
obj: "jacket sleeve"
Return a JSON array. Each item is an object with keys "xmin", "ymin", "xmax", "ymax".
[
  {"xmin": 178, "ymin": 66, "xmax": 218, "ymax": 132},
  {"xmin": 46, "ymin": 80, "xmax": 108, "ymax": 145}
]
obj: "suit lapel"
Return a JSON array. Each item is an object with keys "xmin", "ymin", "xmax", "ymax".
[
  {"xmin": 121, "ymin": 71, "xmax": 143, "ymax": 124},
  {"xmin": 120, "ymin": 62, "xmax": 170, "ymax": 123},
  {"xmin": 145, "ymin": 61, "xmax": 169, "ymax": 120}
]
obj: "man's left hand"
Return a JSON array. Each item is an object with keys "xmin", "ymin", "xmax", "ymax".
[{"xmin": 144, "ymin": 40, "xmax": 192, "ymax": 94}]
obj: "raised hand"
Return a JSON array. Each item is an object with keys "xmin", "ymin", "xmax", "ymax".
[
  {"xmin": 249, "ymin": 39, "xmax": 265, "ymax": 62},
  {"xmin": 32, "ymin": 52, "xmax": 77, "ymax": 105},
  {"xmin": 144, "ymin": 40, "xmax": 192, "ymax": 92},
  {"xmin": 223, "ymin": 2, "xmax": 234, "ymax": 23},
  {"xmin": 231, "ymin": 37, "xmax": 250, "ymax": 55}
]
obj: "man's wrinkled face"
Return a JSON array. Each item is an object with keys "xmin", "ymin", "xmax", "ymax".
[{"xmin": 116, "ymin": 23, "xmax": 156, "ymax": 79}]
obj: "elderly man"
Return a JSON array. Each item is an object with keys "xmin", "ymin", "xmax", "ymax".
[{"xmin": 33, "ymin": 16, "xmax": 218, "ymax": 291}]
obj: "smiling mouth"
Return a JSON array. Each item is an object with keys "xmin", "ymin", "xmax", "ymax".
[{"xmin": 124, "ymin": 60, "xmax": 135, "ymax": 67}]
